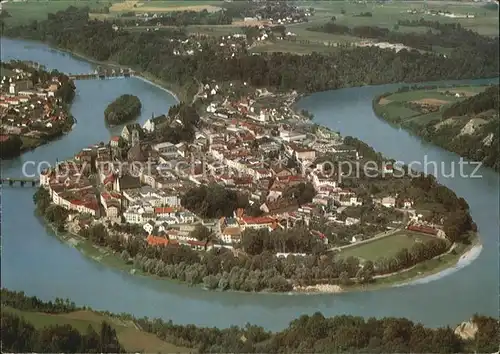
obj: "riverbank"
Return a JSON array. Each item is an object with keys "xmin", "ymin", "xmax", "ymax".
[
  {"xmin": 1, "ymin": 36, "xmax": 184, "ymax": 103},
  {"xmin": 372, "ymin": 84, "xmax": 499, "ymax": 172},
  {"xmin": 3, "ymin": 37, "xmax": 498, "ymax": 330},
  {"xmin": 45, "ymin": 215, "xmax": 481, "ymax": 296},
  {"xmin": 42, "ymin": 42, "xmax": 184, "ymax": 103},
  {"xmin": 22, "ymin": 41, "xmax": 484, "ymax": 295}
]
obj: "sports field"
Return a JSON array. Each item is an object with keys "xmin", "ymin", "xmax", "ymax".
[
  {"xmin": 2, "ymin": 306, "xmax": 192, "ymax": 353},
  {"xmin": 338, "ymin": 231, "xmax": 437, "ymax": 261}
]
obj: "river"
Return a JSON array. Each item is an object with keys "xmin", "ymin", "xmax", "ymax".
[{"xmin": 1, "ymin": 38, "xmax": 498, "ymax": 331}]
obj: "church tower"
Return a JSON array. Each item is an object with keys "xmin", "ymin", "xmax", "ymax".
[{"xmin": 131, "ymin": 129, "xmax": 140, "ymax": 147}]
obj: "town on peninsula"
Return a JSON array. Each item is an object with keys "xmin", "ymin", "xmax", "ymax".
[{"xmin": 0, "ymin": 0, "xmax": 499, "ymax": 353}]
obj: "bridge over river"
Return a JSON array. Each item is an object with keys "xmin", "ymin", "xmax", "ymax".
[
  {"xmin": 0, "ymin": 177, "xmax": 39, "ymax": 187},
  {"xmin": 68, "ymin": 66, "xmax": 135, "ymax": 80}
]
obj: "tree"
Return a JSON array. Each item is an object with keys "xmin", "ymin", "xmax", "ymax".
[{"xmin": 104, "ymin": 94, "xmax": 142, "ymax": 125}]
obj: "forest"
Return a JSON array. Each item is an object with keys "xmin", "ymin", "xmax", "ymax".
[
  {"xmin": 1, "ymin": 312, "xmax": 124, "ymax": 353},
  {"xmin": 442, "ymin": 85, "xmax": 499, "ymax": 119},
  {"xmin": 104, "ymin": 94, "xmax": 142, "ymax": 126},
  {"xmin": 1, "ymin": 288, "xmax": 498, "ymax": 353},
  {"xmin": 0, "ymin": 134, "xmax": 22, "ymax": 158},
  {"xmin": 377, "ymin": 85, "xmax": 499, "ymax": 171},
  {"xmin": 2, "ymin": 7, "xmax": 498, "ymax": 99}
]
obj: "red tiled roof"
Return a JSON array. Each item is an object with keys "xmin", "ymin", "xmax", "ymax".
[
  {"xmin": 147, "ymin": 235, "xmax": 171, "ymax": 246},
  {"xmin": 103, "ymin": 174, "xmax": 115, "ymax": 185},
  {"xmin": 155, "ymin": 207, "xmax": 175, "ymax": 214},
  {"xmin": 187, "ymin": 240, "xmax": 208, "ymax": 247},
  {"xmin": 241, "ymin": 216, "xmax": 276, "ymax": 225}
]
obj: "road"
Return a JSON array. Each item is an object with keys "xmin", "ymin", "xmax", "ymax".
[{"xmin": 329, "ymin": 211, "xmax": 409, "ymax": 252}]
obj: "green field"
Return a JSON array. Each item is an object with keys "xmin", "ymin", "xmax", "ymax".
[
  {"xmin": 338, "ymin": 231, "xmax": 437, "ymax": 261},
  {"xmin": 1, "ymin": 0, "xmax": 222, "ymax": 26},
  {"xmin": 2, "ymin": 0, "xmax": 112, "ymax": 26},
  {"xmin": 374, "ymin": 85, "xmax": 490, "ymax": 126},
  {"xmin": 294, "ymin": 0, "xmax": 499, "ymax": 36},
  {"xmin": 2, "ymin": 306, "xmax": 192, "ymax": 353}
]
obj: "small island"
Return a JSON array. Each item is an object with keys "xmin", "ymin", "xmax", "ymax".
[
  {"xmin": 104, "ymin": 94, "xmax": 142, "ymax": 126},
  {"xmin": 373, "ymin": 84, "xmax": 499, "ymax": 171}
]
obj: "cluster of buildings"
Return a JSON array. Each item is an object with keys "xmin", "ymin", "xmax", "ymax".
[
  {"xmin": 242, "ymin": 3, "xmax": 313, "ymax": 25},
  {"xmin": 203, "ymin": 83, "xmax": 301, "ymax": 123},
  {"xmin": 0, "ymin": 65, "xmax": 70, "ymax": 138},
  {"xmin": 405, "ymin": 9, "xmax": 476, "ymax": 18},
  {"xmin": 39, "ymin": 77, "xmax": 448, "ymax": 254},
  {"xmin": 356, "ymin": 41, "xmax": 410, "ymax": 53}
]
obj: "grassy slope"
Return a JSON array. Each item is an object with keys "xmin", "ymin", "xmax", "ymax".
[{"xmin": 2, "ymin": 306, "xmax": 193, "ymax": 353}]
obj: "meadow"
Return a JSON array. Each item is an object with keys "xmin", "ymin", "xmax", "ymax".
[
  {"xmin": 2, "ymin": 306, "xmax": 192, "ymax": 353},
  {"xmin": 1, "ymin": 0, "xmax": 111, "ymax": 26},
  {"xmin": 294, "ymin": 0, "xmax": 499, "ymax": 36},
  {"xmin": 374, "ymin": 85, "xmax": 490, "ymax": 126},
  {"xmin": 338, "ymin": 231, "xmax": 437, "ymax": 262}
]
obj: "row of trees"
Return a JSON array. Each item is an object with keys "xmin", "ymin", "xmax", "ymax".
[
  {"xmin": 2, "ymin": 288, "xmax": 498, "ymax": 353},
  {"xmin": 241, "ymin": 226, "xmax": 325, "ymax": 256},
  {"xmin": 442, "ymin": 85, "xmax": 499, "ymax": 119},
  {"xmin": 0, "ymin": 289, "xmax": 76, "ymax": 314},
  {"xmin": 81, "ymin": 219, "xmax": 452, "ymax": 292},
  {"xmin": 3, "ymin": 7, "xmax": 498, "ymax": 97},
  {"xmin": 33, "ymin": 187, "xmax": 69, "ymax": 232},
  {"xmin": 310, "ymin": 18, "xmax": 498, "ymax": 55},
  {"xmin": 156, "ymin": 102, "xmax": 201, "ymax": 143},
  {"xmin": 1, "ymin": 312, "xmax": 124, "ymax": 353}
]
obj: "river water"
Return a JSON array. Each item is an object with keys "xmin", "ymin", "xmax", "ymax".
[{"xmin": 1, "ymin": 38, "xmax": 498, "ymax": 331}]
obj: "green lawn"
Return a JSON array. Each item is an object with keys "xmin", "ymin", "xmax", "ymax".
[
  {"xmin": 383, "ymin": 90, "xmax": 457, "ymax": 103},
  {"xmin": 2, "ymin": 0, "xmax": 112, "ymax": 26},
  {"xmin": 375, "ymin": 85, "xmax": 490, "ymax": 125},
  {"xmin": 379, "ymin": 102, "xmax": 421, "ymax": 122},
  {"xmin": 338, "ymin": 231, "xmax": 437, "ymax": 261},
  {"xmin": 2, "ymin": 306, "xmax": 192, "ymax": 353}
]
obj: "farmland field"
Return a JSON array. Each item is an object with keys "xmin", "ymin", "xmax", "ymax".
[
  {"xmin": 373, "ymin": 85, "xmax": 490, "ymax": 126},
  {"xmin": 338, "ymin": 231, "xmax": 438, "ymax": 261},
  {"xmin": 2, "ymin": 306, "xmax": 192, "ymax": 353},
  {"xmin": 294, "ymin": 0, "xmax": 499, "ymax": 36},
  {"xmin": 109, "ymin": 0, "xmax": 222, "ymax": 13},
  {"xmin": 1, "ymin": 0, "xmax": 112, "ymax": 26}
]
